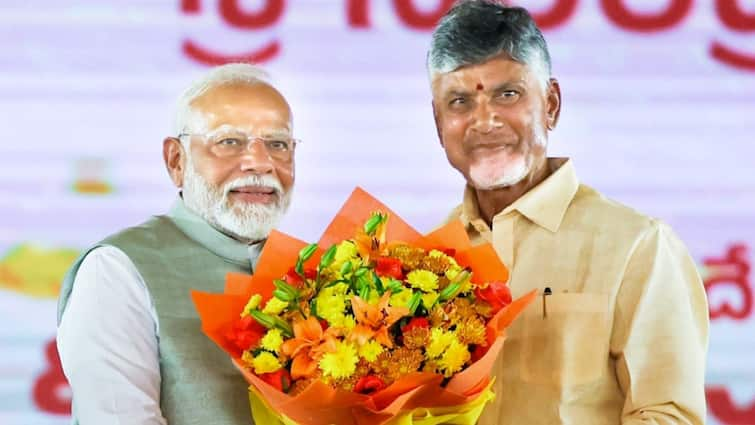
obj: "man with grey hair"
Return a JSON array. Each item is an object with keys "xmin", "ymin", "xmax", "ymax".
[
  {"xmin": 430, "ymin": 1, "xmax": 708, "ymax": 424},
  {"xmin": 57, "ymin": 63, "xmax": 297, "ymax": 424}
]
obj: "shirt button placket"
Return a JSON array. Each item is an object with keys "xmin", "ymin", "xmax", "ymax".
[{"xmin": 492, "ymin": 213, "xmax": 515, "ymax": 269}]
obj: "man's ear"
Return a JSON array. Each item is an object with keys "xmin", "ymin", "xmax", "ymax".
[
  {"xmin": 163, "ymin": 137, "xmax": 185, "ymax": 188},
  {"xmin": 546, "ymin": 78, "xmax": 562, "ymax": 130},
  {"xmin": 432, "ymin": 100, "xmax": 444, "ymax": 147}
]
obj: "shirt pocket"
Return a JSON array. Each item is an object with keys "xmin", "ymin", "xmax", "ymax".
[{"xmin": 520, "ymin": 292, "xmax": 611, "ymax": 387}]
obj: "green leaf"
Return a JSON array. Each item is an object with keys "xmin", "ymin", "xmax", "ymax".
[
  {"xmin": 407, "ymin": 291, "xmax": 422, "ymax": 314},
  {"xmin": 339, "ymin": 260, "xmax": 353, "ymax": 276},
  {"xmin": 359, "ymin": 285, "xmax": 370, "ymax": 300},
  {"xmin": 386, "ymin": 279, "xmax": 404, "ymax": 293},
  {"xmin": 323, "ymin": 279, "xmax": 347, "ymax": 289},
  {"xmin": 354, "ymin": 267, "xmax": 369, "ymax": 278},
  {"xmin": 298, "ymin": 243, "xmax": 319, "ymax": 262},
  {"xmin": 310, "ymin": 299, "xmax": 318, "ymax": 318},
  {"xmin": 273, "ymin": 317, "xmax": 293, "ymax": 337},
  {"xmin": 363, "ymin": 212, "xmax": 386, "ymax": 236},
  {"xmin": 273, "ymin": 289, "xmax": 293, "ymax": 302},
  {"xmin": 250, "ymin": 310, "xmax": 276, "ymax": 328},
  {"xmin": 450, "ymin": 269, "xmax": 472, "ymax": 285},
  {"xmin": 439, "ymin": 282, "xmax": 462, "ymax": 302},
  {"xmin": 319, "ymin": 244, "xmax": 338, "ymax": 271},
  {"xmin": 274, "ymin": 279, "xmax": 298, "ymax": 298},
  {"xmin": 357, "ymin": 274, "xmax": 371, "ymax": 291},
  {"xmin": 250, "ymin": 311, "xmax": 293, "ymax": 337},
  {"xmin": 372, "ymin": 272, "xmax": 384, "ymax": 294}
]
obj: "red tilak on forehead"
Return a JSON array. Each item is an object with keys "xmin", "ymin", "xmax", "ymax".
[{"xmin": 476, "ymin": 83, "xmax": 484, "ymax": 91}]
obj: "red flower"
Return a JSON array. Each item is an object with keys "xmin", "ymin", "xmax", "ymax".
[
  {"xmin": 319, "ymin": 319, "xmax": 330, "ymax": 331},
  {"xmin": 474, "ymin": 281, "xmax": 512, "ymax": 314},
  {"xmin": 375, "ymin": 257, "xmax": 403, "ymax": 279},
  {"xmin": 259, "ymin": 369, "xmax": 292, "ymax": 393},
  {"xmin": 224, "ymin": 316, "xmax": 266, "ymax": 353},
  {"xmin": 471, "ymin": 344, "xmax": 488, "ymax": 363},
  {"xmin": 401, "ymin": 317, "xmax": 430, "ymax": 334},
  {"xmin": 354, "ymin": 375, "xmax": 387, "ymax": 395},
  {"xmin": 433, "ymin": 247, "xmax": 456, "ymax": 257},
  {"xmin": 471, "ymin": 328, "xmax": 498, "ymax": 363},
  {"xmin": 283, "ymin": 267, "xmax": 317, "ymax": 287}
]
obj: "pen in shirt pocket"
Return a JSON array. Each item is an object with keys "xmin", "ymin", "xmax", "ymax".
[{"xmin": 542, "ymin": 286, "xmax": 552, "ymax": 319}]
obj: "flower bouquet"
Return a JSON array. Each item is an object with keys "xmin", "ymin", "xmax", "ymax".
[{"xmin": 192, "ymin": 188, "xmax": 536, "ymax": 425}]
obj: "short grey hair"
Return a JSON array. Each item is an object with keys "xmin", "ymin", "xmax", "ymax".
[
  {"xmin": 427, "ymin": 0, "xmax": 552, "ymax": 87},
  {"xmin": 173, "ymin": 63, "xmax": 271, "ymax": 137}
]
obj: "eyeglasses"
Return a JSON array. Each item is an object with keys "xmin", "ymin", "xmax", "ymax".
[{"xmin": 178, "ymin": 131, "xmax": 301, "ymax": 161}]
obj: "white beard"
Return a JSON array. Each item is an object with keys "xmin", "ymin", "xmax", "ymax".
[
  {"xmin": 469, "ymin": 154, "xmax": 529, "ymax": 189},
  {"xmin": 467, "ymin": 126, "xmax": 547, "ymax": 190},
  {"xmin": 181, "ymin": 156, "xmax": 291, "ymax": 243}
]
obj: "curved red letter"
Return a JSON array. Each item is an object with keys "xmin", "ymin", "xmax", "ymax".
[
  {"xmin": 716, "ymin": 0, "xmax": 755, "ymax": 32},
  {"xmin": 183, "ymin": 40, "xmax": 281, "ymax": 66},
  {"xmin": 710, "ymin": 0, "xmax": 755, "ymax": 71},
  {"xmin": 347, "ymin": 0, "xmax": 370, "ymax": 28},
  {"xmin": 704, "ymin": 244, "xmax": 753, "ymax": 320},
  {"xmin": 32, "ymin": 340, "xmax": 71, "ymax": 415},
  {"xmin": 219, "ymin": 0, "xmax": 285, "ymax": 29},
  {"xmin": 181, "ymin": 0, "xmax": 201, "ymax": 14},
  {"xmin": 706, "ymin": 387, "xmax": 755, "ymax": 424},
  {"xmin": 392, "ymin": 0, "xmax": 455, "ymax": 30},
  {"xmin": 600, "ymin": 0, "xmax": 692, "ymax": 32},
  {"xmin": 529, "ymin": 0, "xmax": 579, "ymax": 30},
  {"xmin": 183, "ymin": 0, "xmax": 284, "ymax": 66}
]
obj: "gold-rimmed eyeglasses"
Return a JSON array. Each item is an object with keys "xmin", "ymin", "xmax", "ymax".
[{"xmin": 178, "ymin": 131, "xmax": 300, "ymax": 161}]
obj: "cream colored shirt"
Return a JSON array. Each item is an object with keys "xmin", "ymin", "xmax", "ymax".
[{"xmin": 446, "ymin": 158, "xmax": 708, "ymax": 425}]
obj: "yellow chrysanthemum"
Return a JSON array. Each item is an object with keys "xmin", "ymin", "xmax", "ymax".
[
  {"xmin": 328, "ymin": 313, "xmax": 356, "ymax": 330},
  {"xmin": 358, "ymin": 340, "xmax": 384, "ymax": 362},
  {"xmin": 319, "ymin": 341, "xmax": 359, "ymax": 379},
  {"xmin": 426, "ymin": 327, "xmax": 457, "ymax": 359},
  {"xmin": 331, "ymin": 241, "xmax": 359, "ymax": 269},
  {"xmin": 241, "ymin": 294, "xmax": 263, "ymax": 317},
  {"xmin": 406, "ymin": 269, "xmax": 439, "ymax": 292},
  {"xmin": 252, "ymin": 351, "xmax": 282, "ymax": 374},
  {"xmin": 316, "ymin": 283, "xmax": 349, "ymax": 326},
  {"xmin": 366, "ymin": 290, "xmax": 382, "ymax": 305},
  {"xmin": 437, "ymin": 339, "xmax": 471, "ymax": 377},
  {"xmin": 389, "ymin": 288, "xmax": 413, "ymax": 308},
  {"xmin": 260, "ymin": 328, "xmax": 284, "ymax": 353},
  {"xmin": 445, "ymin": 265, "xmax": 462, "ymax": 281},
  {"xmin": 431, "ymin": 250, "xmax": 461, "ymax": 268},
  {"xmin": 262, "ymin": 297, "xmax": 289, "ymax": 315},
  {"xmin": 427, "ymin": 249, "xmax": 447, "ymax": 259},
  {"xmin": 421, "ymin": 292, "xmax": 439, "ymax": 309}
]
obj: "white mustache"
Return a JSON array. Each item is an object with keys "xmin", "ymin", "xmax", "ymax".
[{"xmin": 223, "ymin": 175, "xmax": 284, "ymax": 197}]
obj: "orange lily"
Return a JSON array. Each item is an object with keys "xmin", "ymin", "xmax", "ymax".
[
  {"xmin": 354, "ymin": 212, "xmax": 389, "ymax": 261},
  {"xmin": 350, "ymin": 292, "xmax": 409, "ymax": 348},
  {"xmin": 280, "ymin": 316, "xmax": 339, "ymax": 379}
]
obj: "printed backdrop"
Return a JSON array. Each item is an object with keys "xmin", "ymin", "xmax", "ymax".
[{"xmin": 1, "ymin": 0, "xmax": 753, "ymax": 423}]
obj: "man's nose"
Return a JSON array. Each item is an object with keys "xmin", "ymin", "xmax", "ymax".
[
  {"xmin": 238, "ymin": 140, "xmax": 274, "ymax": 174},
  {"xmin": 470, "ymin": 102, "xmax": 501, "ymax": 134}
]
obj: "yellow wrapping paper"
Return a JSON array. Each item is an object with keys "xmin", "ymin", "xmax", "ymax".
[{"xmin": 249, "ymin": 381, "xmax": 496, "ymax": 425}]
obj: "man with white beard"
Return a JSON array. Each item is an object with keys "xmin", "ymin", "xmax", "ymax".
[{"xmin": 57, "ymin": 63, "xmax": 296, "ymax": 425}]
